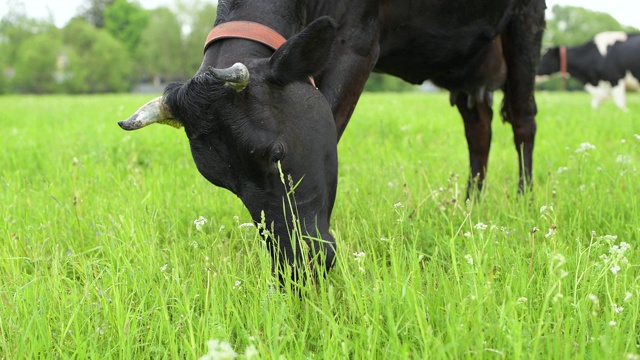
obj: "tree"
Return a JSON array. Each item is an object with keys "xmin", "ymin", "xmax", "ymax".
[
  {"xmin": 181, "ymin": 3, "xmax": 218, "ymax": 77},
  {"xmin": 137, "ymin": 7, "xmax": 184, "ymax": 84},
  {"xmin": 63, "ymin": 18, "xmax": 133, "ymax": 93},
  {"xmin": 78, "ymin": 0, "xmax": 115, "ymax": 28},
  {"xmin": 103, "ymin": 0, "xmax": 149, "ymax": 56},
  {"xmin": 12, "ymin": 31, "xmax": 63, "ymax": 93},
  {"xmin": 543, "ymin": 5, "xmax": 639, "ymax": 47}
]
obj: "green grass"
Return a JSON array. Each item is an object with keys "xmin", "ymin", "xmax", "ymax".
[{"xmin": 1, "ymin": 91, "xmax": 639, "ymax": 359}]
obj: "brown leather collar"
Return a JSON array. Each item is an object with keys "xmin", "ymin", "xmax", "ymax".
[
  {"xmin": 204, "ymin": 21, "xmax": 286, "ymax": 53},
  {"xmin": 559, "ymin": 46, "xmax": 568, "ymax": 79},
  {"xmin": 204, "ymin": 21, "xmax": 316, "ymax": 87}
]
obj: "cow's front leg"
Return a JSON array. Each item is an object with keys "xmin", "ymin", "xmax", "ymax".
[{"xmin": 454, "ymin": 93, "xmax": 494, "ymax": 198}]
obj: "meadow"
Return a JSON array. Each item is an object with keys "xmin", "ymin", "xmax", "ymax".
[{"xmin": 1, "ymin": 91, "xmax": 639, "ymax": 359}]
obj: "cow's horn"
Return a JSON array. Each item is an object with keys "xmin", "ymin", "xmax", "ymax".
[
  {"xmin": 118, "ymin": 96, "xmax": 181, "ymax": 131},
  {"xmin": 208, "ymin": 62, "xmax": 250, "ymax": 91}
]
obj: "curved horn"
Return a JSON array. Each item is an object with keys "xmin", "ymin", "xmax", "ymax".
[
  {"xmin": 118, "ymin": 97, "xmax": 181, "ymax": 131},
  {"xmin": 208, "ymin": 62, "xmax": 250, "ymax": 91}
]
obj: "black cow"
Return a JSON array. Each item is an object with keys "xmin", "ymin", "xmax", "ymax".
[
  {"xmin": 537, "ymin": 31, "xmax": 640, "ymax": 111},
  {"xmin": 119, "ymin": 0, "xmax": 545, "ymax": 284}
]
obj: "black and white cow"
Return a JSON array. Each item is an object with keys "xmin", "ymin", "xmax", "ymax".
[{"xmin": 538, "ymin": 31, "xmax": 640, "ymax": 111}]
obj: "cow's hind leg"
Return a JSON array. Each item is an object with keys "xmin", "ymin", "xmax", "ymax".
[
  {"xmin": 455, "ymin": 94, "xmax": 494, "ymax": 198},
  {"xmin": 500, "ymin": 0, "xmax": 545, "ymax": 194}
]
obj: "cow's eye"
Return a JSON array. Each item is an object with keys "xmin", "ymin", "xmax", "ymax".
[{"xmin": 271, "ymin": 142, "xmax": 285, "ymax": 162}]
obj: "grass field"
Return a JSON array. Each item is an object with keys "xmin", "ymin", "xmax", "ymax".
[{"xmin": 1, "ymin": 91, "xmax": 639, "ymax": 359}]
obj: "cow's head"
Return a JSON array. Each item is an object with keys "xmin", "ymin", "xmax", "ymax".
[
  {"xmin": 537, "ymin": 47, "xmax": 560, "ymax": 76},
  {"xmin": 119, "ymin": 17, "xmax": 339, "ymax": 285}
]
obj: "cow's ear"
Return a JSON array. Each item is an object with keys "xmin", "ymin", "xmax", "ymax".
[{"xmin": 270, "ymin": 16, "xmax": 337, "ymax": 84}]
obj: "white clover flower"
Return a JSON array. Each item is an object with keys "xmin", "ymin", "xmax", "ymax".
[
  {"xmin": 474, "ymin": 222, "xmax": 488, "ymax": 230},
  {"xmin": 194, "ymin": 216, "xmax": 208, "ymax": 231},
  {"xmin": 575, "ymin": 142, "xmax": 596, "ymax": 153},
  {"xmin": 200, "ymin": 339, "xmax": 238, "ymax": 360},
  {"xmin": 464, "ymin": 254, "xmax": 474, "ymax": 265}
]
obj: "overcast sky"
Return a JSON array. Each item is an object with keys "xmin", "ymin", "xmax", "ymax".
[{"xmin": 1, "ymin": 0, "xmax": 639, "ymax": 29}]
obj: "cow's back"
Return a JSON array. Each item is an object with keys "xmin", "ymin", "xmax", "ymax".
[{"xmin": 601, "ymin": 34, "xmax": 640, "ymax": 89}]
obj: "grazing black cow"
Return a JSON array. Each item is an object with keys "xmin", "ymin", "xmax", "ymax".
[
  {"xmin": 119, "ymin": 0, "xmax": 545, "ymax": 284},
  {"xmin": 537, "ymin": 31, "xmax": 640, "ymax": 111}
]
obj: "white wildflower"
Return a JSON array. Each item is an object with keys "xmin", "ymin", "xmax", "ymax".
[
  {"xmin": 516, "ymin": 297, "xmax": 528, "ymax": 305},
  {"xmin": 613, "ymin": 303, "xmax": 624, "ymax": 313},
  {"xmin": 626, "ymin": 353, "xmax": 640, "ymax": 360},
  {"xmin": 545, "ymin": 227, "xmax": 556, "ymax": 238},
  {"xmin": 160, "ymin": 264, "xmax": 168, "ymax": 272},
  {"xmin": 463, "ymin": 232, "xmax": 472, "ymax": 237},
  {"xmin": 556, "ymin": 166, "xmax": 569, "ymax": 174},
  {"xmin": 609, "ymin": 320, "xmax": 617, "ymax": 327},
  {"xmin": 244, "ymin": 345, "xmax": 259, "ymax": 360},
  {"xmin": 200, "ymin": 339, "xmax": 238, "ymax": 360},
  {"xmin": 604, "ymin": 234, "xmax": 619, "ymax": 242},
  {"xmin": 552, "ymin": 253, "xmax": 566, "ymax": 267},
  {"xmin": 464, "ymin": 254, "xmax": 474, "ymax": 265},
  {"xmin": 474, "ymin": 222, "xmax": 488, "ymax": 230},
  {"xmin": 238, "ymin": 222, "xmax": 255, "ymax": 228},
  {"xmin": 616, "ymin": 155, "xmax": 632, "ymax": 164},
  {"xmin": 353, "ymin": 252, "xmax": 366, "ymax": 272},
  {"xmin": 624, "ymin": 292, "xmax": 633, "ymax": 302},
  {"xmin": 194, "ymin": 216, "xmax": 208, "ymax": 231},
  {"xmin": 393, "ymin": 201, "xmax": 402, "ymax": 209},
  {"xmin": 233, "ymin": 280, "xmax": 242, "ymax": 290},
  {"xmin": 611, "ymin": 265, "xmax": 621, "ymax": 275},
  {"xmin": 635, "ymin": 134, "xmax": 640, "ymax": 141},
  {"xmin": 588, "ymin": 294, "xmax": 599, "ymax": 304},
  {"xmin": 575, "ymin": 142, "xmax": 596, "ymax": 153}
]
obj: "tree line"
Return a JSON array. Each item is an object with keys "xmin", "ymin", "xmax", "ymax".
[
  {"xmin": 0, "ymin": 0, "xmax": 218, "ymax": 94},
  {"xmin": 1, "ymin": 2, "xmax": 637, "ymax": 94}
]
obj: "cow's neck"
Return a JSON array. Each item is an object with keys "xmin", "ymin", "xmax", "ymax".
[
  {"xmin": 198, "ymin": 0, "xmax": 312, "ymax": 73},
  {"xmin": 216, "ymin": 0, "xmax": 310, "ymax": 40}
]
